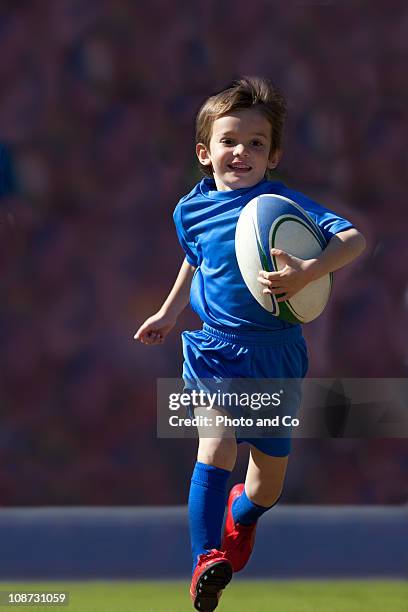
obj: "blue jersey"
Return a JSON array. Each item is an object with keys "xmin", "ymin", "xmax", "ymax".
[{"xmin": 173, "ymin": 177, "xmax": 354, "ymax": 331}]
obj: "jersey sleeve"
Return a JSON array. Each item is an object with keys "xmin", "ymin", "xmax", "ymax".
[
  {"xmin": 296, "ymin": 195, "xmax": 355, "ymax": 243},
  {"xmin": 173, "ymin": 203, "xmax": 198, "ymax": 267},
  {"xmin": 309, "ymin": 207, "xmax": 354, "ymax": 243}
]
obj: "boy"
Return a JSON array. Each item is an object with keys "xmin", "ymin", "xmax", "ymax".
[{"xmin": 135, "ymin": 76, "xmax": 366, "ymax": 611}]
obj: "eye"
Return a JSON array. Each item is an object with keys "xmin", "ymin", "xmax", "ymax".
[
  {"xmin": 220, "ymin": 138, "xmax": 234, "ymax": 145},
  {"xmin": 251, "ymin": 140, "xmax": 264, "ymax": 147}
]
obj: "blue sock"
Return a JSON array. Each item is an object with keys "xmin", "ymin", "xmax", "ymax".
[
  {"xmin": 188, "ymin": 461, "xmax": 231, "ymax": 572},
  {"xmin": 232, "ymin": 489, "xmax": 279, "ymax": 526}
]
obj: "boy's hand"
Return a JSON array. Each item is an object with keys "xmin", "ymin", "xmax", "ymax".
[
  {"xmin": 257, "ymin": 248, "xmax": 317, "ymax": 303},
  {"xmin": 134, "ymin": 310, "xmax": 177, "ymax": 345}
]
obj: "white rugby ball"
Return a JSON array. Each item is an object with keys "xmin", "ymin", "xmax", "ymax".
[{"xmin": 235, "ymin": 194, "xmax": 332, "ymax": 323}]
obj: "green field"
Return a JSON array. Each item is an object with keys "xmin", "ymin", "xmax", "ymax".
[{"xmin": 0, "ymin": 580, "xmax": 407, "ymax": 612}]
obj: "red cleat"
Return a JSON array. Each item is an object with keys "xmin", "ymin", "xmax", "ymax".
[
  {"xmin": 222, "ymin": 483, "xmax": 257, "ymax": 572},
  {"xmin": 190, "ymin": 549, "xmax": 233, "ymax": 611}
]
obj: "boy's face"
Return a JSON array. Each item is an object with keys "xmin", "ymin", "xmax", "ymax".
[{"xmin": 196, "ymin": 107, "xmax": 281, "ymax": 191}]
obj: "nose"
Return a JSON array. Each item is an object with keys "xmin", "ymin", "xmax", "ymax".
[{"xmin": 233, "ymin": 143, "xmax": 249, "ymax": 157}]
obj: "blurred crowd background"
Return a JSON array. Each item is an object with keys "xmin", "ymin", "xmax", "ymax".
[{"xmin": 0, "ymin": 0, "xmax": 407, "ymax": 505}]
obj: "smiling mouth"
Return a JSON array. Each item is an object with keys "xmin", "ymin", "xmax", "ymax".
[{"xmin": 228, "ymin": 164, "xmax": 252, "ymax": 172}]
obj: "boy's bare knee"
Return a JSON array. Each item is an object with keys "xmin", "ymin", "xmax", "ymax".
[{"xmin": 197, "ymin": 437, "xmax": 237, "ymax": 471}]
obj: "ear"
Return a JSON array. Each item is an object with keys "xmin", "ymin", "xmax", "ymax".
[
  {"xmin": 267, "ymin": 148, "xmax": 283, "ymax": 170},
  {"xmin": 196, "ymin": 143, "xmax": 212, "ymax": 167}
]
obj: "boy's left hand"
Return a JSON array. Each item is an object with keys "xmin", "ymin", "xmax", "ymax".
[{"xmin": 257, "ymin": 248, "xmax": 317, "ymax": 303}]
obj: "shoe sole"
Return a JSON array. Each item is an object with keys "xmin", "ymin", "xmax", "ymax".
[{"xmin": 193, "ymin": 560, "xmax": 233, "ymax": 612}]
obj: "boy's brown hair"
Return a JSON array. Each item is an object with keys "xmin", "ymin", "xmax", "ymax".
[{"xmin": 195, "ymin": 76, "xmax": 287, "ymax": 177}]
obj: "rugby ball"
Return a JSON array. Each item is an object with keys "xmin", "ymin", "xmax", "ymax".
[{"xmin": 235, "ymin": 194, "xmax": 332, "ymax": 323}]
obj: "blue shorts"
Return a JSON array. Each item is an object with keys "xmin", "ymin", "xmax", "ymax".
[{"xmin": 181, "ymin": 324, "xmax": 309, "ymax": 457}]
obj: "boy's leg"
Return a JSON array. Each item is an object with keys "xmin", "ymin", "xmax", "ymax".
[
  {"xmin": 244, "ymin": 446, "xmax": 288, "ymax": 508},
  {"xmin": 197, "ymin": 430, "xmax": 237, "ymax": 471},
  {"xmin": 189, "ymin": 407, "xmax": 237, "ymax": 570},
  {"xmin": 189, "ymin": 407, "xmax": 236, "ymax": 610},
  {"xmin": 222, "ymin": 447, "xmax": 288, "ymax": 571}
]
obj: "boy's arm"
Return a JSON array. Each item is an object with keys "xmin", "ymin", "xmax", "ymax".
[
  {"xmin": 160, "ymin": 257, "xmax": 196, "ymax": 318},
  {"xmin": 258, "ymin": 228, "xmax": 366, "ymax": 302},
  {"xmin": 300, "ymin": 228, "xmax": 366, "ymax": 280},
  {"xmin": 135, "ymin": 258, "xmax": 196, "ymax": 345}
]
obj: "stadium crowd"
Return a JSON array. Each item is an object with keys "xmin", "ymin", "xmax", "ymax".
[{"xmin": 0, "ymin": 0, "xmax": 407, "ymax": 505}]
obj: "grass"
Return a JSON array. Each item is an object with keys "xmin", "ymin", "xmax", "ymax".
[{"xmin": 0, "ymin": 580, "xmax": 407, "ymax": 611}]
